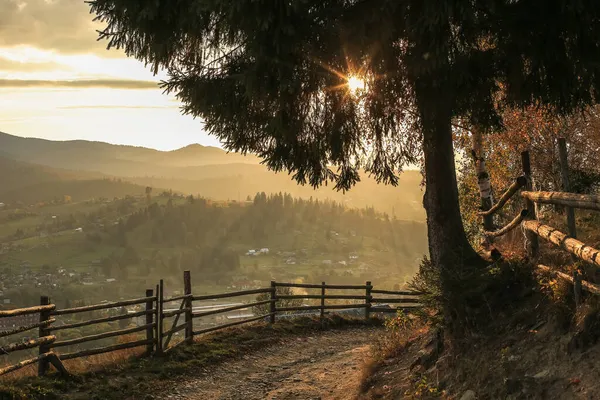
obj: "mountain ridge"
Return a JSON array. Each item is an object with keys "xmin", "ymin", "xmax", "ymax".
[{"xmin": 0, "ymin": 131, "xmax": 425, "ymax": 220}]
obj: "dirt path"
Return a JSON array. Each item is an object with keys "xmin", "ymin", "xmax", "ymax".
[{"xmin": 160, "ymin": 328, "xmax": 381, "ymax": 400}]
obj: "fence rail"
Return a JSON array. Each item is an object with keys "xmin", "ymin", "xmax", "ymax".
[
  {"xmin": 192, "ymin": 288, "xmax": 271, "ymax": 301},
  {"xmin": 521, "ymin": 191, "xmax": 600, "ymax": 212},
  {"xmin": 484, "ymin": 209, "xmax": 528, "ymax": 238},
  {"xmin": 522, "ymin": 220, "xmax": 600, "ymax": 268},
  {"xmin": 479, "ymin": 137, "xmax": 600, "ymax": 307},
  {"xmin": 1, "ymin": 272, "xmax": 421, "ymax": 378},
  {"xmin": 0, "ymin": 305, "xmax": 55, "ymax": 318},
  {"xmin": 479, "ymin": 176, "xmax": 527, "ymax": 217},
  {"xmin": 51, "ymin": 296, "xmax": 156, "ymax": 316}
]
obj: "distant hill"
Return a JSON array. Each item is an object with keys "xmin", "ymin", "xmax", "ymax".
[
  {"xmin": 0, "ymin": 132, "xmax": 425, "ymax": 220},
  {"xmin": 0, "ymin": 132, "xmax": 260, "ymax": 177},
  {"xmin": 0, "ymin": 156, "xmax": 148, "ymax": 204}
]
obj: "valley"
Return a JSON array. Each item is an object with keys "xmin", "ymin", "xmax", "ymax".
[{"xmin": 0, "ymin": 132, "xmax": 428, "ymax": 310}]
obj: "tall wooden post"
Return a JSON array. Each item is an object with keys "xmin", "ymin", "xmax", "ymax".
[
  {"xmin": 320, "ymin": 282, "xmax": 326, "ymax": 320},
  {"xmin": 145, "ymin": 289, "xmax": 154, "ymax": 355},
  {"xmin": 183, "ymin": 270, "xmax": 193, "ymax": 343},
  {"xmin": 558, "ymin": 138, "xmax": 577, "ymax": 239},
  {"xmin": 38, "ymin": 296, "xmax": 51, "ymax": 376},
  {"xmin": 269, "ymin": 281, "xmax": 276, "ymax": 324},
  {"xmin": 521, "ymin": 151, "xmax": 539, "ymax": 258},
  {"xmin": 156, "ymin": 280, "xmax": 164, "ymax": 355},
  {"xmin": 365, "ymin": 281, "xmax": 372, "ymax": 320}
]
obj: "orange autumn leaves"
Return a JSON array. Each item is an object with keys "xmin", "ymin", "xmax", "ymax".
[{"xmin": 456, "ymin": 104, "xmax": 600, "ymax": 241}]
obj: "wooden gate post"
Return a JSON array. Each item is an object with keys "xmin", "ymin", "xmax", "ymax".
[
  {"xmin": 521, "ymin": 150, "xmax": 539, "ymax": 258},
  {"xmin": 269, "ymin": 281, "xmax": 276, "ymax": 324},
  {"xmin": 365, "ymin": 281, "xmax": 372, "ymax": 320},
  {"xmin": 320, "ymin": 282, "xmax": 326, "ymax": 320},
  {"xmin": 145, "ymin": 289, "xmax": 154, "ymax": 355},
  {"xmin": 156, "ymin": 280, "xmax": 164, "ymax": 355},
  {"xmin": 183, "ymin": 270, "xmax": 193, "ymax": 343},
  {"xmin": 558, "ymin": 137, "xmax": 577, "ymax": 239},
  {"xmin": 38, "ymin": 296, "xmax": 51, "ymax": 376}
]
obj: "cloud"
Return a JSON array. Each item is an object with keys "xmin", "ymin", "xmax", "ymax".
[
  {"xmin": 0, "ymin": 56, "xmax": 68, "ymax": 72},
  {"xmin": 0, "ymin": 79, "xmax": 159, "ymax": 89},
  {"xmin": 0, "ymin": 0, "xmax": 118, "ymax": 56}
]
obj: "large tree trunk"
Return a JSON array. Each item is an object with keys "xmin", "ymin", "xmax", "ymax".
[{"xmin": 416, "ymin": 86, "xmax": 486, "ymax": 333}]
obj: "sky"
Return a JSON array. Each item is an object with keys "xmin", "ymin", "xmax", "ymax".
[{"xmin": 0, "ymin": 0, "xmax": 221, "ymax": 151}]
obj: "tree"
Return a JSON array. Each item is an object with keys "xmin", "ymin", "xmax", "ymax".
[
  {"xmin": 145, "ymin": 186, "xmax": 153, "ymax": 204},
  {"xmin": 90, "ymin": 1, "xmax": 600, "ymax": 330}
]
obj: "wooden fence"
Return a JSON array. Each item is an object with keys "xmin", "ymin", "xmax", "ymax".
[
  {"xmin": 0, "ymin": 272, "xmax": 420, "ymax": 377},
  {"xmin": 480, "ymin": 137, "xmax": 600, "ymax": 304}
]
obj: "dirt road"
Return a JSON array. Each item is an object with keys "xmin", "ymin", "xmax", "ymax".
[{"xmin": 160, "ymin": 328, "xmax": 381, "ymax": 400}]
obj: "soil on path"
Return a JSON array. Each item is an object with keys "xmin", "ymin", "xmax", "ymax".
[{"xmin": 160, "ymin": 328, "xmax": 381, "ymax": 400}]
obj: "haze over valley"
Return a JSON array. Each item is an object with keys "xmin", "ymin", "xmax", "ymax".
[
  {"xmin": 0, "ymin": 131, "xmax": 427, "ymax": 310},
  {"xmin": 0, "ymin": 131, "xmax": 425, "ymax": 219}
]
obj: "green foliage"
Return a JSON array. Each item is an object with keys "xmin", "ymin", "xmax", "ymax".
[
  {"xmin": 384, "ymin": 309, "xmax": 414, "ymax": 332},
  {"xmin": 409, "ymin": 257, "xmax": 444, "ymax": 327},
  {"xmin": 570, "ymin": 168, "xmax": 600, "ymax": 194},
  {"xmin": 407, "ymin": 374, "xmax": 443, "ymax": 398},
  {"xmin": 409, "ymin": 256, "xmax": 536, "ymax": 334}
]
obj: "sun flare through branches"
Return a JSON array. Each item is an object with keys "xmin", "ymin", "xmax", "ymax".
[{"xmin": 346, "ymin": 75, "xmax": 365, "ymax": 94}]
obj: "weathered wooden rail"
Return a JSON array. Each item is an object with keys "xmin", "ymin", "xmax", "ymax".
[
  {"xmin": 479, "ymin": 176, "xmax": 527, "ymax": 218},
  {"xmin": 479, "ymin": 137, "xmax": 600, "ymax": 306},
  {"xmin": 0, "ymin": 272, "xmax": 421, "ymax": 378}
]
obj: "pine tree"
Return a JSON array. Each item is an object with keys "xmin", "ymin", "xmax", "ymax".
[{"xmin": 89, "ymin": 0, "xmax": 600, "ymax": 331}]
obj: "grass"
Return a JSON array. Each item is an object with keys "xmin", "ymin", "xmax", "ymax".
[
  {"xmin": 359, "ymin": 311, "xmax": 428, "ymax": 395},
  {"xmin": 0, "ymin": 315, "xmax": 383, "ymax": 400}
]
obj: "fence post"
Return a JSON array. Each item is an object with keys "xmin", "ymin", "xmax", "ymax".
[
  {"xmin": 521, "ymin": 150, "xmax": 539, "ymax": 258},
  {"xmin": 573, "ymin": 270, "xmax": 583, "ymax": 307},
  {"xmin": 145, "ymin": 289, "xmax": 154, "ymax": 355},
  {"xmin": 183, "ymin": 270, "xmax": 193, "ymax": 343},
  {"xmin": 38, "ymin": 296, "xmax": 51, "ymax": 376},
  {"xmin": 269, "ymin": 281, "xmax": 276, "ymax": 324},
  {"xmin": 365, "ymin": 281, "xmax": 372, "ymax": 320},
  {"xmin": 156, "ymin": 280, "xmax": 164, "ymax": 355},
  {"xmin": 320, "ymin": 282, "xmax": 326, "ymax": 320},
  {"xmin": 558, "ymin": 137, "xmax": 577, "ymax": 239}
]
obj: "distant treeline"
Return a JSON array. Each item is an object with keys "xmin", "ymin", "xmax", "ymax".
[{"xmin": 88, "ymin": 192, "xmax": 427, "ymax": 283}]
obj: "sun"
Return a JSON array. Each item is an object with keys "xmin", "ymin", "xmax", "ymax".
[{"xmin": 347, "ymin": 75, "xmax": 365, "ymax": 94}]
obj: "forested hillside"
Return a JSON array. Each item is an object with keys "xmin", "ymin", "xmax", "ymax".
[
  {"xmin": 0, "ymin": 156, "xmax": 151, "ymax": 204},
  {"xmin": 0, "ymin": 192, "xmax": 427, "ymax": 307}
]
